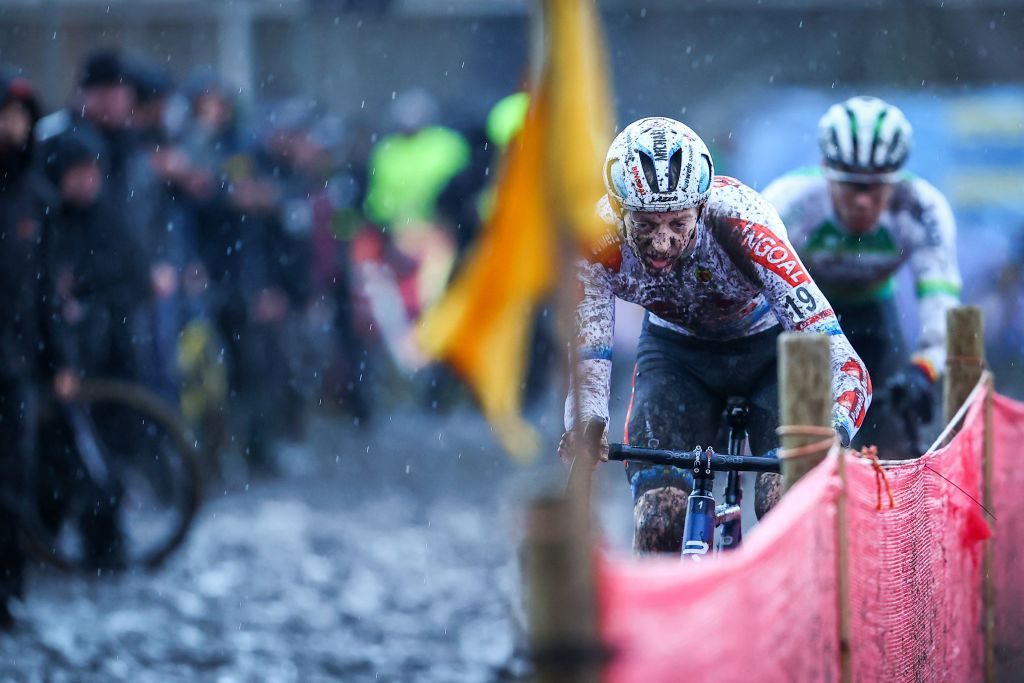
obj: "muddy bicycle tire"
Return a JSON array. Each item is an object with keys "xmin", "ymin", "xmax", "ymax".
[{"xmin": 23, "ymin": 379, "xmax": 203, "ymax": 572}]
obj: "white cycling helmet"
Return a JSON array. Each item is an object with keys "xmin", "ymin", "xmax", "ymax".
[
  {"xmin": 604, "ymin": 117, "xmax": 714, "ymax": 213},
  {"xmin": 818, "ymin": 96, "xmax": 912, "ymax": 183}
]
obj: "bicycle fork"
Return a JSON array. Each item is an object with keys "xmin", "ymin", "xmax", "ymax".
[
  {"xmin": 681, "ymin": 472, "xmax": 715, "ymax": 559},
  {"xmin": 679, "ymin": 458, "xmax": 742, "ymax": 559},
  {"xmin": 681, "ymin": 446, "xmax": 715, "ymax": 560},
  {"xmin": 680, "ymin": 401, "xmax": 748, "ymax": 559}
]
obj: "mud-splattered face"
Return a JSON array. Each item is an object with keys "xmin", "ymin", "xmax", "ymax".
[
  {"xmin": 828, "ymin": 180, "xmax": 894, "ymax": 235},
  {"xmin": 624, "ymin": 208, "xmax": 700, "ymax": 273}
]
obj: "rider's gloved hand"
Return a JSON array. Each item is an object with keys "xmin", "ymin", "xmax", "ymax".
[
  {"xmin": 886, "ymin": 364, "xmax": 935, "ymax": 424},
  {"xmin": 558, "ymin": 419, "xmax": 609, "ymax": 468}
]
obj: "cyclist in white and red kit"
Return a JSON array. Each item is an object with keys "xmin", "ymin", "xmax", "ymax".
[{"xmin": 558, "ymin": 116, "xmax": 871, "ymax": 553}]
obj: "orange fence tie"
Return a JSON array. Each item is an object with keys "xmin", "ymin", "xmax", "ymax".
[
  {"xmin": 857, "ymin": 445, "xmax": 895, "ymax": 511},
  {"xmin": 775, "ymin": 425, "xmax": 836, "ymax": 461}
]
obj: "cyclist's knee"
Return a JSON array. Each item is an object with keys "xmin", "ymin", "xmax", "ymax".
[
  {"xmin": 754, "ymin": 472, "xmax": 782, "ymax": 519},
  {"xmin": 633, "ymin": 486, "xmax": 688, "ymax": 555}
]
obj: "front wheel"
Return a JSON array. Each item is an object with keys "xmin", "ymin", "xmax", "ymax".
[{"xmin": 24, "ymin": 379, "xmax": 202, "ymax": 572}]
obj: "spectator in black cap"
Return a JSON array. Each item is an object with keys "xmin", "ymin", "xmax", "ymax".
[
  {"xmin": 77, "ymin": 49, "xmax": 134, "ymax": 134},
  {"xmin": 128, "ymin": 62, "xmax": 173, "ymax": 146},
  {"xmin": 38, "ymin": 48, "xmax": 142, "ymax": 233},
  {"xmin": 35, "ymin": 49, "xmax": 157, "ymax": 394}
]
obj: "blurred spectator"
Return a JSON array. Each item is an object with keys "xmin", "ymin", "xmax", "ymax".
[
  {"xmin": 37, "ymin": 50, "xmax": 153, "ymax": 383},
  {"xmin": 38, "ymin": 50, "xmax": 144, "ymax": 228},
  {"xmin": 437, "ymin": 91, "xmax": 552, "ymax": 408},
  {"xmin": 0, "ymin": 72, "xmax": 50, "ymax": 627},
  {"xmin": 38, "ymin": 125, "xmax": 152, "ymax": 568},
  {"xmin": 355, "ymin": 91, "xmax": 467, "ymax": 383},
  {"xmin": 321, "ymin": 117, "xmax": 376, "ymax": 423},
  {"xmin": 125, "ymin": 63, "xmax": 208, "ymax": 400},
  {"xmin": 181, "ymin": 74, "xmax": 310, "ymax": 468},
  {"xmin": 129, "ymin": 63, "xmax": 174, "ymax": 146},
  {"xmin": 438, "ymin": 91, "xmax": 528, "ymax": 257},
  {"xmin": 363, "ymin": 89, "xmax": 469, "ymax": 232}
]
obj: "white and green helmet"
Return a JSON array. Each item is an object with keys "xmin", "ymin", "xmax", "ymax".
[
  {"xmin": 818, "ymin": 96, "xmax": 912, "ymax": 183},
  {"xmin": 604, "ymin": 117, "xmax": 714, "ymax": 213}
]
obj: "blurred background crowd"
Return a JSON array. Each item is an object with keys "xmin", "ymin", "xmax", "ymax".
[{"xmin": 1, "ymin": 45, "xmax": 521, "ymax": 478}]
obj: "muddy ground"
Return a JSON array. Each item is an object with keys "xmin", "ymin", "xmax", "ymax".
[{"xmin": 0, "ymin": 397, "xmax": 635, "ymax": 682}]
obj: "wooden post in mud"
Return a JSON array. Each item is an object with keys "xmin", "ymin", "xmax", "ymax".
[
  {"xmin": 779, "ymin": 332, "xmax": 850, "ymax": 680},
  {"xmin": 943, "ymin": 307, "xmax": 992, "ymax": 682},
  {"xmin": 943, "ymin": 306, "xmax": 985, "ymax": 425},
  {"xmin": 982, "ymin": 373, "xmax": 996, "ymax": 683},
  {"xmin": 779, "ymin": 332, "xmax": 832, "ymax": 491},
  {"xmin": 524, "ymin": 494, "xmax": 601, "ymax": 683}
]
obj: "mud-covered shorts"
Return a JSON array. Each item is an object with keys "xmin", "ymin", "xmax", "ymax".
[{"xmin": 625, "ymin": 315, "xmax": 781, "ymax": 501}]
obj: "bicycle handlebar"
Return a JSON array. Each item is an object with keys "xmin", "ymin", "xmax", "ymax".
[{"xmin": 608, "ymin": 443, "xmax": 781, "ymax": 474}]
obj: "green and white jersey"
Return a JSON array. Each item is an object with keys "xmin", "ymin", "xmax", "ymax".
[{"xmin": 763, "ymin": 167, "xmax": 961, "ymax": 379}]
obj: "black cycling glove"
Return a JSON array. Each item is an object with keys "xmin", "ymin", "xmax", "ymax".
[
  {"xmin": 834, "ymin": 423, "xmax": 852, "ymax": 449},
  {"xmin": 886, "ymin": 365, "xmax": 935, "ymax": 424}
]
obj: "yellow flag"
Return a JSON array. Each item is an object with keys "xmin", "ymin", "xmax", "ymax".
[
  {"xmin": 416, "ymin": 90, "xmax": 556, "ymax": 458},
  {"xmin": 543, "ymin": 0, "xmax": 616, "ymax": 254},
  {"xmin": 417, "ymin": 0, "xmax": 614, "ymax": 458}
]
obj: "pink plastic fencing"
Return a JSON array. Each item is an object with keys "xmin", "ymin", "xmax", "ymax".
[
  {"xmin": 599, "ymin": 460, "xmax": 842, "ymax": 683},
  {"xmin": 598, "ymin": 385, "xmax": 1022, "ymax": 683},
  {"xmin": 993, "ymin": 393, "xmax": 1024, "ymax": 677},
  {"xmin": 845, "ymin": 396, "xmax": 989, "ymax": 682}
]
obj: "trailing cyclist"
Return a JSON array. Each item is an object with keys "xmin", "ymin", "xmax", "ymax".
[
  {"xmin": 558, "ymin": 117, "xmax": 871, "ymax": 554},
  {"xmin": 763, "ymin": 96, "xmax": 961, "ymax": 458}
]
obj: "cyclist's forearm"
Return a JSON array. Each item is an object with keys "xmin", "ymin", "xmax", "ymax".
[
  {"xmin": 564, "ymin": 358, "xmax": 611, "ymax": 429},
  {"xmin": 567, "ymin": 261, "xmax": 615, "ymax": 429},
  {"xmin": 828, "ymin": 334, "xmax": 872, "ymax": 442}
]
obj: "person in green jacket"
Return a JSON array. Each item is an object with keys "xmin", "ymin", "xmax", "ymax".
[{"xmin": 364, "ymin": 90, "xmax": 469, "ymax": 232}]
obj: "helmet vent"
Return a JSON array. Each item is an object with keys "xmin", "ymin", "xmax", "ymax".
[
  {"xmin": 606, "ymin": 158, "xmax": 623, "ymax": 198},
  {"xmin": 845, "ymin": 105, "xmax": 859, "ymax": 166},
  {"xmin": 638, "ymin": 150, "xmax": 659, "ymax": 193},
  {"xmin": 884, "ymin": 128, "xmax": 904, "ymax": 168},
  {"xmin": 698, "ymin": 155, "xmax": 712, "ymax": 194},
  {"xmin": 869, "ymin": 108, "xmax": 888, "ymax": 165},
  {"xmin": 667, "ymin": 147, "xmax": 682, "ymax": 193}
]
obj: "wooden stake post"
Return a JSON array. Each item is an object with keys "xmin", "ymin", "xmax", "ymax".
[
  {"xmin": 523, "ymin": 493, "xmax": 600, "ymax": 683},
  {"xmin": 777, "ymin": 332, "xmax": 850, "ymax": 681},
  {"xmin": 983, "ymin": 374, "xmax": 996, "ymax": 683},
  {"xmin": 943, "ymin": 306, "xmax": 993, "ymax": 683},
  {"xmin": 943, "ymin": 306, "xmax": 984, "ymax": 425},
  {"xmin": 779, "ymin": 333, "xmax": 833, "ymax": 491}
]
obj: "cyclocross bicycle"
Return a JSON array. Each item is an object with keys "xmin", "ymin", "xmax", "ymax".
[{"xmin": 609, "ymin": 398, "xmax": 781, "ymax": 560}]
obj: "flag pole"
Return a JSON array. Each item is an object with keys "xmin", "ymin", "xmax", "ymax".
[{"xmin": 523, "ymin": 4, "xmax": 601, "ymax": 683}]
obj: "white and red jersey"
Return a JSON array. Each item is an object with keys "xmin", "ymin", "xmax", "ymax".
[{"xmin": 566, "ymin": 176, "xmax": 872, "ymax": 441}]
